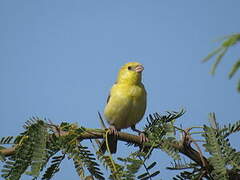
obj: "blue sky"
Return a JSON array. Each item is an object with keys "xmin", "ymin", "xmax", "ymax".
[{"xmin": 0, "ymin": 1, "xmax": 239, "ymax": 179}]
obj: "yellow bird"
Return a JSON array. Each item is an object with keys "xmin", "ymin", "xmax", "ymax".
[{"xmin": 100, "ymin": 62, "xmax": 147, "ymax": 153}]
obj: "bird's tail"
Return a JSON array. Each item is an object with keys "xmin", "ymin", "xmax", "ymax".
[{"xmin": 99, "ymin": 134, "xmax": 117, "ymax": 154}]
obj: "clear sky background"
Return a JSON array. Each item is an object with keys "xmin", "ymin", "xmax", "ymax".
[{"xmin": 0, "ymin": 1, "xmax": 239, "ymax": 179}]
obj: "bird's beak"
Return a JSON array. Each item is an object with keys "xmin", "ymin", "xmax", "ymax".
[{"xmin": 135, "ymin": 65, "xmax": 144, "ymax": 73}]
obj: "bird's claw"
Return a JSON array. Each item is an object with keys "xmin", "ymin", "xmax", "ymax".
[
  {"xmin": 139, "ymin": 133, "xmax": 149, "ymax": 143},
  {"xmin": 109, "ymin": 126, "xmax": 119, "ymax": 136}
]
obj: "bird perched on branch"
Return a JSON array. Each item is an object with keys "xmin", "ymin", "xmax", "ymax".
[{"xmin": 99, "ymin": 62, "xmax": 147, "ymax": 154}]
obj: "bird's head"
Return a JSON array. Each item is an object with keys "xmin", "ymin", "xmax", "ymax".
[{"xmin": 117, "ymin": 62, "xmax": 144, "ymax": 85}]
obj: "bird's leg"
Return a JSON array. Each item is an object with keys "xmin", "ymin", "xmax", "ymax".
[{"xmin": 131, "ymin": 125, "xmax": 148, "ymax": 143}]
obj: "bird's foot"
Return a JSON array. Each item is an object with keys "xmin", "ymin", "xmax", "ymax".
[
  {"xmin": 131, "ymin": 125, "xmax": 148, "ymax": 143},
  {"xmin": 109, "ymin": 125, "xmax": 119, "ymax": 136},
  {"xmin": 139, "ymin": 132, "xmax": 149, "ymax": 143}
]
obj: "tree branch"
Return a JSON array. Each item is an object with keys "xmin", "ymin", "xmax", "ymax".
[
  {"xmin": 0, "ymin": 129, "xmax": 207, "ymax": 167},
  {"xmin": 1, "ymin": 128, "xmax": 238, "ymax": 179}
]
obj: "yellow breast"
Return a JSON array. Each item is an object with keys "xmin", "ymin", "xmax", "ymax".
[{"xmin": 104, "ymin": 83, "xmax": 147, "ymax": 129}]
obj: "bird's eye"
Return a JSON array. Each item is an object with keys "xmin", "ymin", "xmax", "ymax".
[{"xmin": 128, "ymin": 66, "xmax": 132, "ymax": 70}]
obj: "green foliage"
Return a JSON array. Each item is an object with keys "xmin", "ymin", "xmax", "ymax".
[
  {"xmin": 0, "ymin": 136, "xmax": 14, "ymax": 145},
  {"xmin": 98, "ymin": 153, "xmax": 122, "ymax": 179},
  {"xmin": 117, "ymin": 156, "xmax": 143, "ymax": 179},
  {"xmin": 167, "ymin": 112, "xmax": 240, "ymax": 180},
  {"xmin": 73, "ymin": 153, "xmax": 85, "ymax": 178},
  {"xmin": 229, "ymin": 59, "xmax": 240, "ymax": 79},
  {"xmin": 1, "ymin": 118, "xmax": 48, "ymax": 180},
  {"xmin": 159, "ymin": 137, "xmax": 180, "ymax": 160},
  {"xmin": 213, "ymin": 119, "xmax": 240, "ymax": 172},
  {"xmin": 137, "ymin": 160, "xmax": 160, "ymax": 180},
  {"xmin": 203, "ymin": 33, "xmax": 240, "ymax": 92},
  {"xmin": 202, "ymin": 125, "xmax": 228, "ymax": 180},
  {"xmin": 201, "ymin": 113, "xmax": 240, "ymax": 179},
  {"xmin": 167, "ymin": 160, "xmax": 197, "ymax": 170},
  {"xmin": 52, "ymin": 123, "xmax": 105, "ymax": 180},
  {"xmin": 1, "ymin": 110, "xmax": 240, "ymax": 179},
  {"xmin": 144, "ymin": 110, "xmax": 184, "ymax": 161},
  {"xmin": 105, "ymin": 152, "xmax": 160, "ymax": 180},
  {"xmin": 0, "ymin": 119, "xmax": 105, "ymax": 180},
  {"xmin": 42, "ymin": 155, "xmax": 65, "ymax": 180},
  {"xmin": 168, "ymin": 159, "xmax": 207, "ymax": 179},
  {"xmin": 28, "ymin": 119, "xmax": 48, "ymax": 177},
  {"xmin": 220, "ymin": 119, "xmax": 240, "ymax": 138},
  {"xmin": 173, "ymin": 170, "xmax": 205, "ymax": 180},
  {"xmin": 70, "ymin": 145, "xmax": 104, "ymax": 180},
  {"xmin": 144, "ymin": 109, "xmax": 185, "ymax": 142}
]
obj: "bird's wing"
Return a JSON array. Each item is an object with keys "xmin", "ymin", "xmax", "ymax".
[
  {"xmin": 106, "ymin": 94, "xmax": 110, "ymax": 104},
  {"xmin": 104, "ymin": 84, "xmax": 133, "ymax": 129},
  {"xmin": 106, "ymin": 82, "xmax": 117, "ymax": 104}
]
